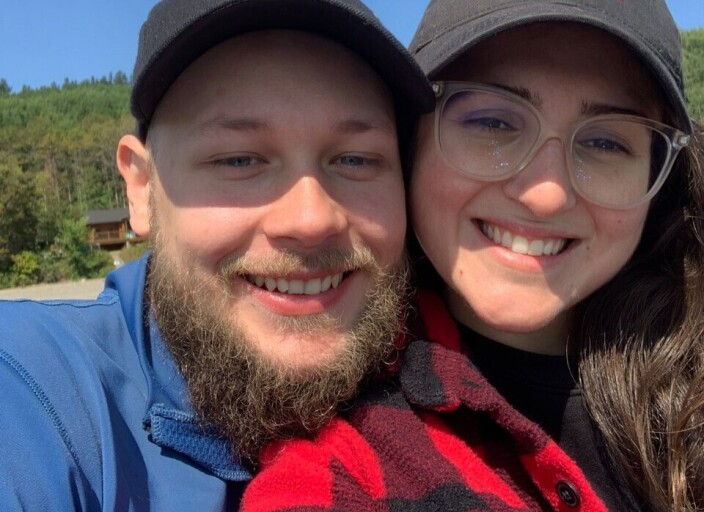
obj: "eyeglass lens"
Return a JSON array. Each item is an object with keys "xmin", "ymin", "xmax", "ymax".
[{"xmin": 438, "ymin": 88, "xmax": 671, "ymax": 207}]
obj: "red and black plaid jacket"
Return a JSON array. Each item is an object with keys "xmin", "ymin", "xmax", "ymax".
[{"xmin": 240, "ymin": 291, "xmax": 608, "ymax": 511}]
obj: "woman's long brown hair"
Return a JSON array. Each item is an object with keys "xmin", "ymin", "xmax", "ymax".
[
  {"xmin": 578, "ymin": 120, "xmax": 704, "ymax": 511},
  {"xmin": 408, "ymin": 103, "xmax": 704, "ymax": 510}
]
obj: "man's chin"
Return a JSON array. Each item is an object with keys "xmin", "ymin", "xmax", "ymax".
[
  {"xmin": 248, "ymin": 331, "xmax": 350, "ymax": 373},
  {"xmin": 148, "ymin": 242, "xmax": 411, "ymax": 461}
]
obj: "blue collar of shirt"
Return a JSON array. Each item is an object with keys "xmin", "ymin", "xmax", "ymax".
[{"xmin": 105, "ymin": 255, "xmax": 251, "ymax": 481}]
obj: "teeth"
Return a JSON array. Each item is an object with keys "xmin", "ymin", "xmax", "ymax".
[
  {"xmin": 247, "ymin": 272, "xmax": 345, "ymax": 295},
  {"xmin": 501, "ymin": 230, "xmax": 511, "ymax": 248},
  {"xmin": 485, "ymin": 224, "xmax": 494, "ymax": 241},
  {"xmin": 288, "ymin": 280, "xmax": 304, "ymax": 294},
  {"xmin": 512, "ymin": 236, "xmax": 529, "ymax": 255},
  {"xmin": 481, "ymin": 222, "xmax": 567, "ymax": 256},
  {"xmin": 304, "ymin": 278, "xmax": 321, "ymax": 295},
  {"xmin": 321, "ymin": 275, "xmax": 332, "ymax": 292},
  {"xmin": 528, "ymin": 240, "xmax": 544, "ymax": 256}
]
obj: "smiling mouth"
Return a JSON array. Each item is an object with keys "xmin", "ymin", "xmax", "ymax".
[
  {"xmin": 246, "ymin": 272, "xmax": 350, "ymax": 295},
  {"xmin": 480, "ymin": 221, "xmax": 570, "ymax": 256}
]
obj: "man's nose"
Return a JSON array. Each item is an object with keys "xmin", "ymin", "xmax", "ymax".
[{"xmin": 263, "ymin": 175, "xmax": 348, "ymax": 247}]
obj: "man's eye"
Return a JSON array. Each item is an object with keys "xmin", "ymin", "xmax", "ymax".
[
  {"xmin": 214, "ymin": 155, "xmax": 262, "ymax": 167},
  {"xmin": 331, "ymin": 153, "xmax": 385, "ymax": 181}
]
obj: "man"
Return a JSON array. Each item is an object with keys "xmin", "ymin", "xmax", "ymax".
[{"xmin": 0, "ymin": 0, "xmax": 432, "ymax": 509}]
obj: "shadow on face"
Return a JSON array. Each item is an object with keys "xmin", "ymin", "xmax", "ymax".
[{"xmin": 147, "ymin": 29, "xmax": 401, "ymax": 210}]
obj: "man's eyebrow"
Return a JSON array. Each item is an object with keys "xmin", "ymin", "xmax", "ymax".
[
  {"xmin": 193, "ymin": 117, "xmax": 394, "ymax": 137},
  {"xmin": 580, "ymin": 101, "xmax": 647, "ymax": 118},
  {"xmin": 195, "ymin": 117, "xmax": 269, "ymax": 137},
  {"xmin": 333, "ymin": 118, "xmax": 396, "ymax": 136}
]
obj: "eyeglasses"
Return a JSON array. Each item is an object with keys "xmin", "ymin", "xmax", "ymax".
[{"xmin": 432, "ymin": 82, "xmax": 691, "ymax": 209}]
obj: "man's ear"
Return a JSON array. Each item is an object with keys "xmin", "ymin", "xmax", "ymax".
[{"xmin": 117, "ymin": 134, "xmax": 152, "ymax": 237}]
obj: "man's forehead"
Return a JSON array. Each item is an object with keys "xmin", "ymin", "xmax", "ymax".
[{"xmin": 150, "ymin": 30, "xmax": 396, "ymax": 133}]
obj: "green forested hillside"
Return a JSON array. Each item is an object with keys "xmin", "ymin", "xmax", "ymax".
[
  {"xmin": 0, "ymin": 28, "xmax": 702, "ymax": 287},
  {"xmin": 683, "ymin": 28, "xmax": 704, "ymax": 121},
  {"xmin": 0, "ymin": 75, "xmax": 132, "ymax": 286}
]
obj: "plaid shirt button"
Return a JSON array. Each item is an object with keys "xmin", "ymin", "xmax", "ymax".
[{"xmin": 556, "ymin": 480, "xmax": 580, "ymax": 508}]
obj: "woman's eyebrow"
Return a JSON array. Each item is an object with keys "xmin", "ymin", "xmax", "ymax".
[
  {"xmin": 580, "ymin": 101, "xmax": 648, "ymax": 118},
  {"xmin": 488, "ymin": 83, "xmax": 542, "ymax": 109}
]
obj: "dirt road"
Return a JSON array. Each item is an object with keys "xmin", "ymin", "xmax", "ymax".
[{"xmin": 0, "ymin": 278, "xmax": 106, "ymax": 301}]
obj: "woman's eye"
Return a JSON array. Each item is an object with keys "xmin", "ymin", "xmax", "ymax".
[
  {"xmin": 581, "ymin": 138, "xmax": 630, "ymax": 154},
  {"xmin": 337, "ymin": 155, "xmax": 367, "ymax": 166},
  {"xmin": 467, "ymin": 117, "xmax": 515, "ymax": 131},
  {"xmin": 450, "ymin": 107, "xmax": 521, "ymax": 132}
]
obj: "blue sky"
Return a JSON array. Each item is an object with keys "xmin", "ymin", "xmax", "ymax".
[{"xmin": 1, "ymin": 0, "xmax": 702, "ymax": 91}]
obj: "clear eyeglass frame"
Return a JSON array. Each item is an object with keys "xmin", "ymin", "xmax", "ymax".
[{"xmin": 432, "ymin": 81, "xmax": 691, "ymax": 209}]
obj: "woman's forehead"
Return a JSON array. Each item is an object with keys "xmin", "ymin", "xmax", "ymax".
[{"xmin": 435, "ymin": 22, "xmax": 663, "ymax": 118}]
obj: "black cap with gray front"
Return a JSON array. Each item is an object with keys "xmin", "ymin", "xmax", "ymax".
[
  {"xmin": 410, "ymin": 0, "xmax": 692, "ymax": 134},
  {"xmin": 132, "ymin": 0, "xmax": 435, "ymax": 141}
]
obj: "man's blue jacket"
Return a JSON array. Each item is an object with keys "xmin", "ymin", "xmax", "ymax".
[{"xmin": 0, "ymin": 256, "xmax": 251, "ymax": 510}]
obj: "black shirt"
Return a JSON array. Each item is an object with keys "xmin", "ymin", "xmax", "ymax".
[{"xmin": 456, "ymin": 323, "xmax": 646, "ymax": 511}]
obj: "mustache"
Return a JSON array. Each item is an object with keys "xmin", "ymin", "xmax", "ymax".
[{"xmin": 218, "ymin": 246, "xmax": 380, "ymax": 279}]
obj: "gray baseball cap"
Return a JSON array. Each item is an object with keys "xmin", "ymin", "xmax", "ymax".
[
  {"xmin": 132, "ymin": 0, "xmax": 434, "ymax": 140},
  {"xmin": 410, "ymin": 0, "xmax": 692, "ymax": 133}
]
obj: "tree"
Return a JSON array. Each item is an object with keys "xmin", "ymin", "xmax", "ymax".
[
  {"xmin": 0, "ymin": 153, "xmax": 40, "ymax": 270},
  {"xmin": 53, "ymin": 217, "xmax": 113, "ymax": 279},
  {"xmin": 0, "ymin": 79, "xmax": 11, "ymax": 96},
  {"xmin": 9, "ymin": 251, "xmax": 41, "ymax": 286},
  {"xmin": 682, "ymin": 28, "xmax": 704, "ymax": 121},
  {"xmin": 113, "ymin": 71, "xmax": 129, "ymax": 85}
]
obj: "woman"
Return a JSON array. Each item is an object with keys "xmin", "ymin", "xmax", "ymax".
[{"xmin": 241, "ymin": 1, "xmax": 704, "ymax": 510}]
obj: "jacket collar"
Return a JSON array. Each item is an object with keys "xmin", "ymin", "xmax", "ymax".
[{"xmin": 105, "ymin": 255, "xmax": 251, "ymax": 480}]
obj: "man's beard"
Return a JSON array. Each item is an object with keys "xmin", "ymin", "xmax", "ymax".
[{"xmin": 148, "ymin": 235, "xmax": 410, "ymax": 462}]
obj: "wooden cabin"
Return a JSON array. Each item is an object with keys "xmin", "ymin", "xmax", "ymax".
[{"xmin": 86, "ymin": 208, "xmax": 143, "ymax": 250}]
